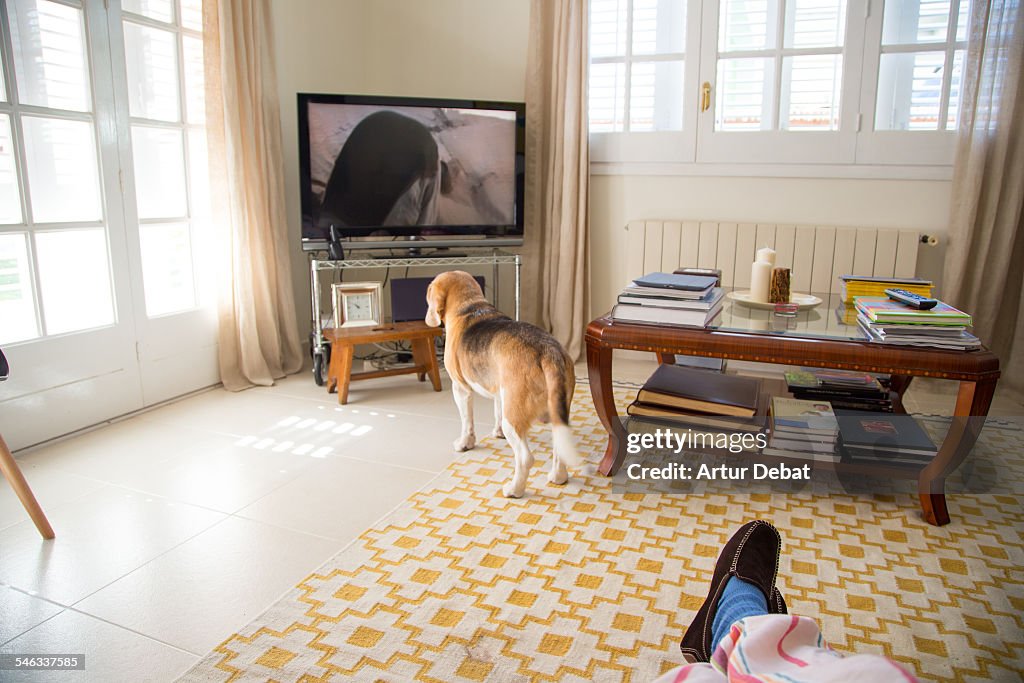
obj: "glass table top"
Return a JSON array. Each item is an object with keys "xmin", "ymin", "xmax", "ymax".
[{"xmin": 708, "ymin": 289, "xmax": 868, "ymax": 342}]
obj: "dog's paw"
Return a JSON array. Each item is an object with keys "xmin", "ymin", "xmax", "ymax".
[
  {"xmin": 490, "ymin": 426, "xmax": 505, "ymax": 439},
  {"xmin": 453, "ymin": 435, "xmax": 476, "ymax": 452},
  {"xmin": 502, "ymin": 480, "xmax": 526, "ymax": 498},
  {"xmin": 547, "ymin": 469, "xmax": 569, "ymax": 486}
]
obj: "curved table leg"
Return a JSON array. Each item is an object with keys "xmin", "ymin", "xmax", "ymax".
[
  {"xmin": 918, "ymin": 378, "xmax": 996, "ymax": 526},
  {"xmin": 587, "ymin": 342, "xmax": 626, "ymax": 476}
]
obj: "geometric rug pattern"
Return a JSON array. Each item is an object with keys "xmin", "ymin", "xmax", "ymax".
[{"xmin": 180, "ymin": 388, "xmax": 1024, "ymax": 682}]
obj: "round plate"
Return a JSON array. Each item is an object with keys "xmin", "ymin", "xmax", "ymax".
[{"xmin": 727, "ymin": 291, "xmax": 823, "ymax": 310}]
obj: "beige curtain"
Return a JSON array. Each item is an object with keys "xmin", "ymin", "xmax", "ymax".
[
  {"xmin": 523, "ymin": 0, "xmax": 591, "ymax": 360},
  {"xmin": 943, "ymin": 0, "xmax": 1024, "ymax": 394},
  {"xmin": 204, "ymin": 0, "xmax": 303, "ymax": 390}
]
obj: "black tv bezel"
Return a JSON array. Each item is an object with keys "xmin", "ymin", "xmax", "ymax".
[{"xmin": 297, "ymin": 93, "xmax": 526, "ymax": 252}]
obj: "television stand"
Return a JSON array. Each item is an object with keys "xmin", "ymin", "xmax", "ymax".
[{"xmin": 308, "ymin": 249, "xmax": 521, "ymax": 387}]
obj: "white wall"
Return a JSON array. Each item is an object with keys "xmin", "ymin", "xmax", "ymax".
[
  {"xmin": 271, "ymin": 0, "xmax": 530, "ymax": 336},
  {"xmin": 271, "ymin": 1, "xmax": 952, "ymax": 333}
]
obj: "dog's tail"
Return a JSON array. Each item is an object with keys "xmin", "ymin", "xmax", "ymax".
[{"xmin": 542, "ymin": 350, "xmax": 582, "ymax": 470}]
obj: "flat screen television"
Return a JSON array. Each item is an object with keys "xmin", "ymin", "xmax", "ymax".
[{"xmin": 298, "ymin": 93, "xmax": 525, "ymax": 251}]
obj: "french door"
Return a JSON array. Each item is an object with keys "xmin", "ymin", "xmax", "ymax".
[{"xmin": 0, "ymin": 0, "xmax": 217, "ymax": 450}]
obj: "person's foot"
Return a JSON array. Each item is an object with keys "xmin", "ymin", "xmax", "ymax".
[{"xmin": 680, "ymin": 520, "xmax": 783, "ymax": 663}]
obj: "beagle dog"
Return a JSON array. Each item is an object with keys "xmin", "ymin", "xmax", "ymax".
[{"xmin": 425, "ymin": 271, "xmax": 581, "ymax": 497}]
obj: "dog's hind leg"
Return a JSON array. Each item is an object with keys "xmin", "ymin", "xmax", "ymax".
[
  {"xmin": 500, "ymin": 418, "xmax": 534, "ymax": 498},
  {"xmin": 548, "ymin": 434, "xmax": 569, "ymax": 485},
  {"xmin": 452, "ymin": 381, "xmax": 476, "ymax": 452},
  {"xmin": 491, "ymin": 393, "xmax": 505, "ymax": 439}
]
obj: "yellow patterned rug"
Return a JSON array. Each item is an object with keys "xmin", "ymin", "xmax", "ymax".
[{"xmin": 180, "ymin": 388, "xmax": 1024, "ymax": 682}]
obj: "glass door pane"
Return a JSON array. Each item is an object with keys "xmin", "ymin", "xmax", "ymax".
[
  {"xmin": 122, "ymin": 0, "xmax": 175, "ymax": 23},
  {"xmin": 182, "ymin": 35, "xmax": 205, "ymax": 124},
  {"xmin": 130, "ymin": 125, "xmax": 187, "ymax": 219},
  {"xmin": 123, "ymin": 21, "xmax": 181, "ymax": 122},
  {"xmin": 35, "ymin": 228, "xmax": 115, "ymax": 334},
  {"xmin": 0, "ymin": 233, "xmax": 38, "ymax": 343},
  {"xmin": 7, "ymin": 0, "xmax": 92, "ymax": 112},
  {"xmin": 21, "ymin": 115, "xmax": 103, "ymax": 222},
  {"xmin": 139, "ymin": 221, "xmax": 196, "ymax": 315},
  {"xmin": 179, "ymin": 0, "xmax": 203, "ymax": 30},
  {"xmin": 0, "ymin": 115, "xmax": 23, "ymax": 224}
]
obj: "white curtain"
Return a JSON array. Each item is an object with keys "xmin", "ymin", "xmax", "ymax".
[
  {"xmin": 204, "ymin": 0, "xmax": 304, "ymax": 390},
  {"xmin": 523, "ymin": 0, "xmax": 591, "ymax": 360},
  {"xmin": 943, "ymin": 0, "xmax": 1024, "ymax": 394}
]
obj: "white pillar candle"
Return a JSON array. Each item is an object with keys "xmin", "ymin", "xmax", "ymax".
[
  {"xmin": 755, "ymin": 246, "xmax": 777, "ymax": 267},
  {"xmin": 750, "ymin": 261, "xmax": 772, "ymax": 303}
]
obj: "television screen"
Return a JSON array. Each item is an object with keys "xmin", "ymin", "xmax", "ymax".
[{"xmin": 298, "ymin": 94, "xmax": 525, "ymax": 250}]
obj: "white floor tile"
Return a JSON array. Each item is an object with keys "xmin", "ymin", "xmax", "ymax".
[
  {"xmin": 0, "ymin": 609, "xmax": 196, "ymax": 683},
  {"xmin": 0, "ymin": 486, "xmax": 224, "ymax": 605},
  {"xmin": 0, "ymin": 462, "xmax": 105, "ymax": 533},
  {"xmin": 74, "ymin": 516, "xmax": 342, "ymax": 656},
  {"xmin": 254, "ymin": 366, "xmax": 497, "ymax": 424},
  {"xmin": 0, "ymin": 585, "xmax": 63, "ymax": 644},
  {"xmin": 79, "ymin": 436, "xmax": 326, "ymax": 515},
  {"xmin": 15, "ymin": 416, "xmax": 220, "ymax": 486},
  {"xmin": 236, "ymin": 456, "xmax": 437, "ymax": 542}
]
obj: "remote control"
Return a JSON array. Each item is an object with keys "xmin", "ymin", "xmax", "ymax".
[{"xmin": 885, "ymin": 288, "xmax": 938, "ymax": 310}]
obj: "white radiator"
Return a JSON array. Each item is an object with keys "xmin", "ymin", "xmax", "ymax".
[{"xmin": 625, "ymin": 220, "xmax": 921, "ymax": 295}]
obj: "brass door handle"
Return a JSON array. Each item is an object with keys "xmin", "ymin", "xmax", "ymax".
[{"xmin": 701, "ymin": 82, "xmax": 712, "ymax": 112}]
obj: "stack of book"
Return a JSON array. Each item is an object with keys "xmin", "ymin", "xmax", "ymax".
[
  {"xmin": 855, "ymin": 297, "xmax": 980, "ymax": 350},
  {"xmin": 764, "ymin": 397, "xmax": 839, "ymax": 462},
  {"xmin": 837, "ymin": 276, "xmax": 934, "ymax": 327},
  {"xmin": 785, "ymin": 369, "xmax": 896, "ymax": 412},
  {"xmin": 612, "ymin": 272, "xmax": 724, "ymax": 328},
  {"xmin": 626, "ymin": 364, "xmax": 765, "ymax": 435},
  {"xmin": 839, "ymin": 276, "xmax": 934, "ymax": 305},
  {"xmin": 836, "ymin": 410, "xmax": 937, "ymax": 466}
]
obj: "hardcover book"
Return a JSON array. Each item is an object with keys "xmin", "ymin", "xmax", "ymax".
[
  {"xmin": 834, "ymin": 410, "xmax": 937, "ymax": 457},
  {"xmin": 617, "ymin": 287, "xmax": 724, "ymax": 310},
  {"xmin": 626, "ymin": 397, "xmax": 768, "ymax": 433},
  {"xmin": 770, "ymin": 397, "xmax": 839, "ymax": 434},
  {"xmin": 636, "ymin": 364, "xmax": 760, "ymax": 416},
  {"xmin": 854, "ymin": 297, "xmax": 972, "ymax": 325},
  {"xmin": 611, "ymin": 302, "xmax": 723, "ymax": 328}
]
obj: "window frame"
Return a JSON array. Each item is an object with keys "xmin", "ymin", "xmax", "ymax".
[
  {"xmin": 0, "ymin": 0, "xmax": 126, "ymax": 343},
  {"xmin": 587, "ymin": 0, "xmax": 963, "ymax": 177},
  {"xmin": 117, "ymin": 3, "xmax": 207, "ymax": 318},
  {"xmin": 589, "ymin": 0, "xmax": 703, "ymax": 163},
  {"xmin": 855, "ymin": 0, "xmax": 966, "ymax": 165}
]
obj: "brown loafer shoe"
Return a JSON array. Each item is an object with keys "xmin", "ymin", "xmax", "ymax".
[{"xmin": 679, "ymin": 520, "xmax": 783, "ymax": 662}]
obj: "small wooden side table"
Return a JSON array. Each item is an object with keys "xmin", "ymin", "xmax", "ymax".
[{"xmin": 324, "ymin": 321, "xmax": 443, "ymax": 404}]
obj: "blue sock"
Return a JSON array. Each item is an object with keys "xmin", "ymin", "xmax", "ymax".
[{"xmin": 710, "ymin": 576, "xmax": 769, "ymax": 653}]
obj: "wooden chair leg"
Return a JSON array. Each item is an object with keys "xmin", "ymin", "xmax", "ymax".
[{"xmin": 0, "ymin": 434, "xmax": 55, "ymax": 540}]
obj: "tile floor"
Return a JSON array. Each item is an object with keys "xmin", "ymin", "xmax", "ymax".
[{"xmin": 1, "ymin": 356, "xmax": 1022, "ymax": 681}]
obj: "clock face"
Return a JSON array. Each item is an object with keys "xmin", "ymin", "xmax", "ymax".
[{"xmin": 345, "ymin": 292, "xmax": 374, "ymax": 322}]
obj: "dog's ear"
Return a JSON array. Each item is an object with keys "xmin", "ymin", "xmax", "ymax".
[{"xmin": 425, "ymin": 281, "xmax": 445, "ymax": 327}]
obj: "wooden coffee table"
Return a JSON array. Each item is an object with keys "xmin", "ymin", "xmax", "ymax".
[{"xmin": 585, "ymin": 293, "xmax": 1000, "ymax": 527}]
